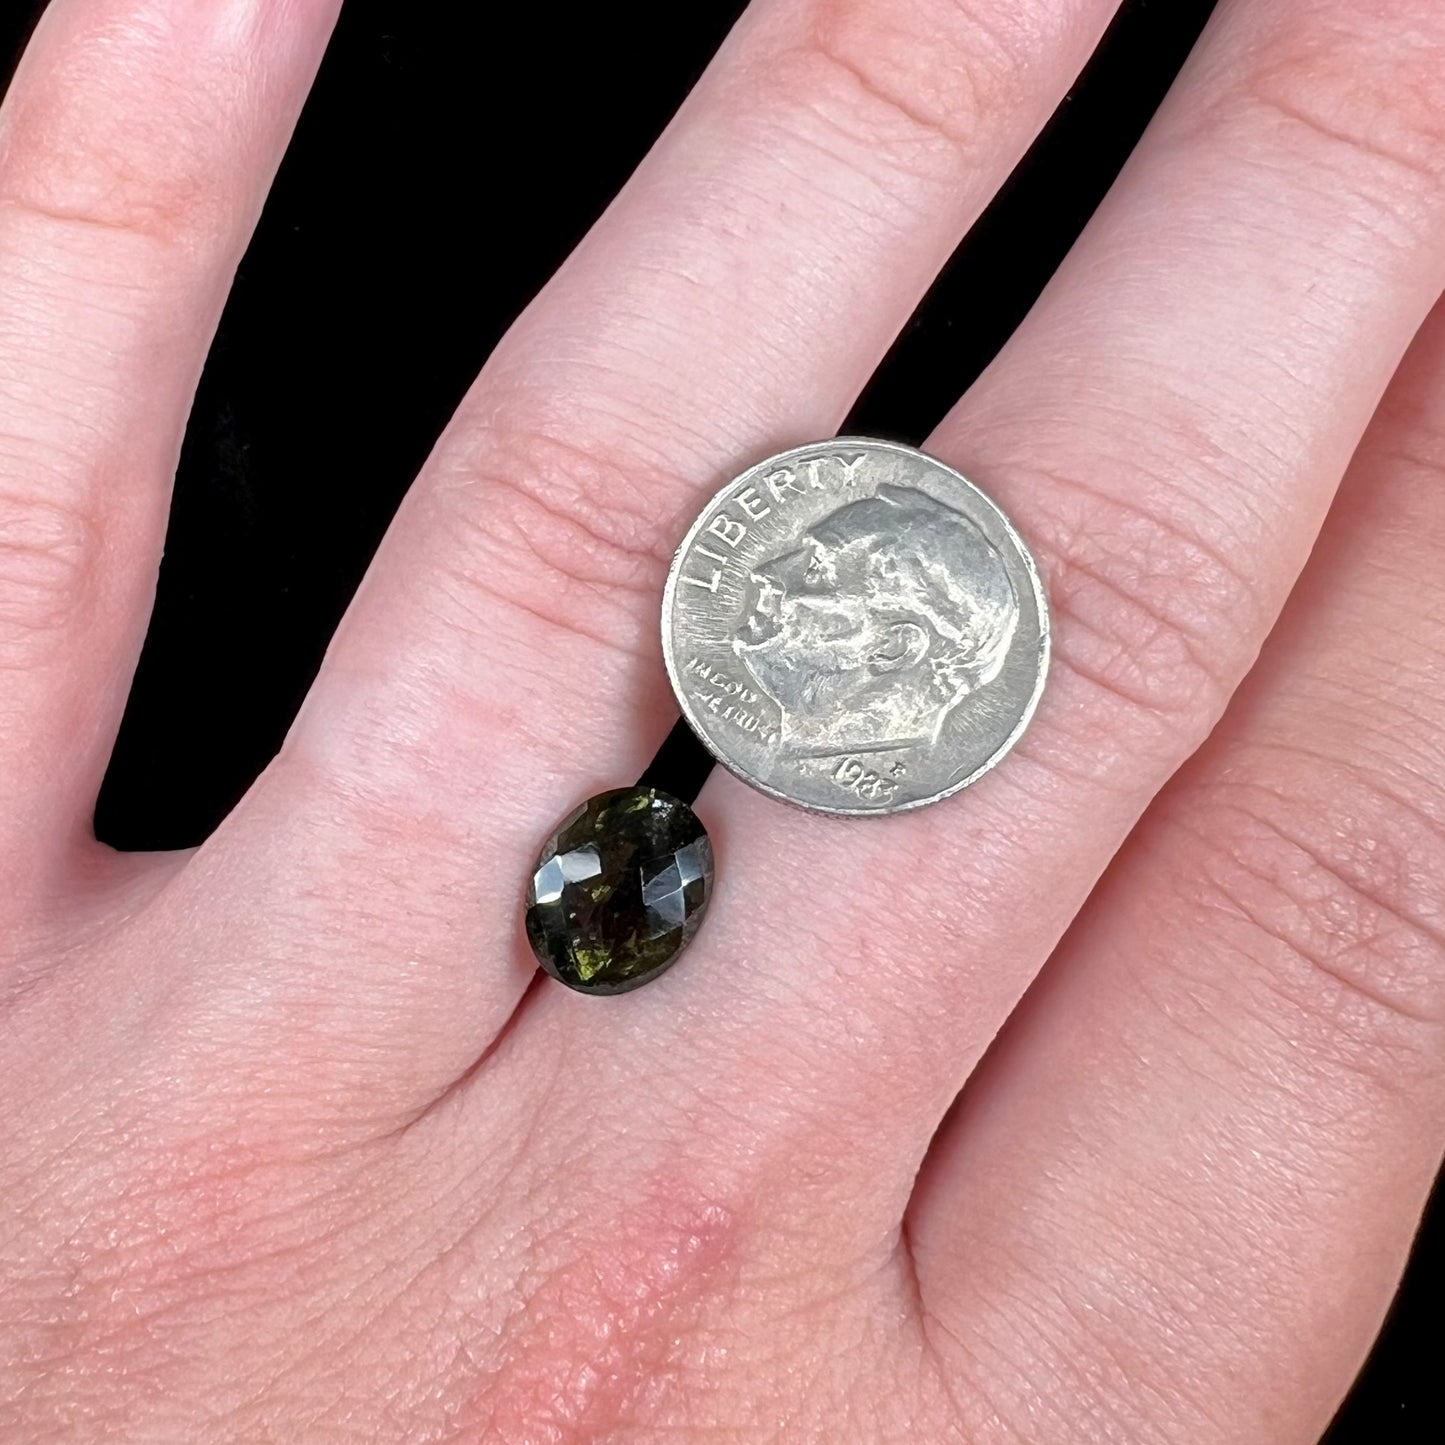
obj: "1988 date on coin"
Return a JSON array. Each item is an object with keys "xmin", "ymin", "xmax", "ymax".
[{"xmin": 661, "ymin": 438, "xmax": 1049, "ymax": 816}]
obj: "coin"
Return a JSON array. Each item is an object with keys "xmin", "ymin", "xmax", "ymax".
[{"xmin": 661, "ymin": 438, "xmax": 1049, "ymax": 816}]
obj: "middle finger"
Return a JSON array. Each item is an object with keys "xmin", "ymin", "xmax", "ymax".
[{"xmin": 169, "ymin": 0, "xmax": 1123, "ymax": 1109}]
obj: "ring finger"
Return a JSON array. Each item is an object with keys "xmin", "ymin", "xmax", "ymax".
[{"xmin": 466, "ymin": 0, "xmax": 1445, "ymax": 1254}]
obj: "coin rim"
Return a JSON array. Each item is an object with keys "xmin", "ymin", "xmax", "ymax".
[{"xmin": 660, "ymin": 436, "xmax": 1051, "ymax": 817}]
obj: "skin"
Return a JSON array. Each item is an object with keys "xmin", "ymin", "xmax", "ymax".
[{"xmin": 0, "ymin": 0, "xmax": 1443, "ymax": 1440}]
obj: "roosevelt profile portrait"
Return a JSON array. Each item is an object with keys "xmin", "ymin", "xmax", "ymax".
[{"xmin": 730, "ymin": 484, "xmax": 1020, "ymax": 757}]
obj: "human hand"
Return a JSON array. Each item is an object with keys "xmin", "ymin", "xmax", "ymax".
[{"xmin": 3, "ymin": 1, "xmax": 1444, "ymax": 1441}]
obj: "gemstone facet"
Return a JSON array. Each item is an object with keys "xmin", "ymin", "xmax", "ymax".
[{"xmin": 524, "ymin": 788, "xmax": 714, "ymax": 995}]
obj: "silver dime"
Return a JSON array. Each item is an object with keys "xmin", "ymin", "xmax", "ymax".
[{"xmin": 661, "ymin": 438, "xmax": 1049, "ymax": 816}]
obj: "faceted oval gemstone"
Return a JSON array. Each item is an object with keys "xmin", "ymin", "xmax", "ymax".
[{"xmin": 524, "ymin": 788, "xmax": 714, "ymax": 995}]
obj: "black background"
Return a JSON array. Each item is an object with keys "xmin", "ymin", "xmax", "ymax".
[{"xmin": 0, "ymin": 1, "xmax": 1437, "ymax": 1438}]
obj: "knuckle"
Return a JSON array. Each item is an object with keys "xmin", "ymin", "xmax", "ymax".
[
  {"xmin": 1029, "ymin": 465, "xmax": 1263, "ymax": 746},
  {"xmin": 748, "ymin": 0, "xmax": 1051, "ymax": 179},
  {"xmin": 0, "ymin": 160, "xmax": 216, "ymax": 253},
  {"xmin": 443, "ymin": 1173, "xmax": 738, "ymax": 1441},
  {"xmin": 0, "ymin": 10, "xmax": 238, "ymax": 247},
  {"xmin": 0, "ymin": 476, "xmax": 99, "ymax": 656},
  {"xmin": 421, "ymin": 421, "xmax": 684, "ymax": 657},
  {"xmin": 1167, "ymin": 754, "xmax": 1445, "ymax": 1081},
  {"xmin": 1236, "ymin": 4, "xmax": 1445, "ymax": 190}
]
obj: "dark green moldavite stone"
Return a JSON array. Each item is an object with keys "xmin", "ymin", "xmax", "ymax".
[{"xmin": 525, "ymin": 788, "xmax": 714, "ymax": 995}]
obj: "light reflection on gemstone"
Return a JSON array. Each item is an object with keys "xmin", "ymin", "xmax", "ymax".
[{"xmin": 531, "ymin": 844, "xmax": 604, "ymax": 906}]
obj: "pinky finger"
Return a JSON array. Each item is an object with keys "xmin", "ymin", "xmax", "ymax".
[{"xmin": 907, "ymin": 303, "xmax": 1445, "ymax": 1444}]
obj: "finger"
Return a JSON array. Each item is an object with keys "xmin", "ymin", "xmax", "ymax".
[
  {"xmin": 174, "ymin": 0, "xmax": 1122, "ymax": 1109},
  {"xmin": 472, "ymin": 0, "xmax": 1445, "ymax": 1241},
  {"xmin": 906, "ymin": 299, "xmax": 1445, "ymax": 1445},
  {"xmin": 0, "ymin": 0, "xmax": 339, "ymax": 902}
]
